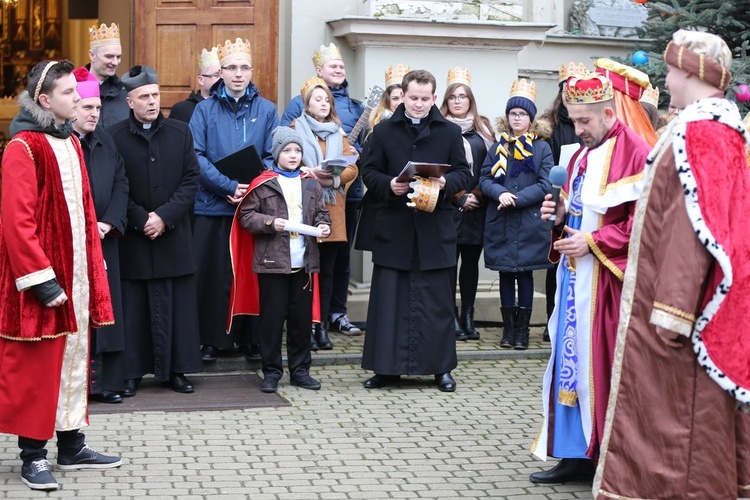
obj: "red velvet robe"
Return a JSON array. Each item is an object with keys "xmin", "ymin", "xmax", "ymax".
[{"xmin": 0, "ymin": 131, "xmax": 113, "ymax": 439}]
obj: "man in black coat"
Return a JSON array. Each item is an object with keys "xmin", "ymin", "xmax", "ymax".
[
  {"xmin": 169, "ymin": 46, "xmax": 221, "ymax": 124},
  {"xmin": 72, "ymin": 66, "xmax": 129, "ymax": 404},
  {"xmin": 86, "ymin": 23, "xmax": 129, "ymax": 129},
  {"xmin": 360, "ymin": 69, "xmax": 471, "ymax": 392},
  {"xmin": 107, "ymin": 65, "xmax": 202, "ymax": 396}
]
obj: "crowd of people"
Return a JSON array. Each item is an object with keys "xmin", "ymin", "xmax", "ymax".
[{"xmin": 0, "ymin": 20, "xmax": 748, "ymax": 497}]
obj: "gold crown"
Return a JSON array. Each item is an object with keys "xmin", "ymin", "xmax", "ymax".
[
  {"xmin": 509, "ymin": 78, "xmax": 537, "ymax": 102},
  {"xmin": 89, "ymin": 23, "xmax": 120, "ymax": 49},
  {"xmin": 197, "ymin": 46, "xmax": 220, "ymax": 73},
  {"xmin": 312, "ymin": 43, "xmax": 343, "ymax": 68},
  {"xmin": 385, "ymin": 64, "xmax": 410, "ymax": 88},
  {"xmin": 640, "ymin": 84, "xmax": 659, "ymax": 107},
  {"xmin": 407, "ymin": 177, "xmax": 441, "ymax": 213},
  {"xmin": 300, "ymin": 76, "xmax": 327, "ymax": 98},
  {"xmin": 559, "ymin": 62, "xmax": 589, "ymax": 82},
  {"xmin": 564, "ymin": 74, "xmax": 614, "ymax": 104},
  {"xmin": 447, "ymin": 67, "xmax": 471, "ymax": 87},
  {"xmin": 217, "ymin": 38, "xmax": 252, "ymax": 67}
]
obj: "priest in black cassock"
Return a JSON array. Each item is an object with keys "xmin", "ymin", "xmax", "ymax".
[
  {"xmin": 360, "ymin": 69, "xmax": 471, "ymax": 392},
  {"xmin": 108, "ymin": 65, "xmax": 202, "ymax": 395}
]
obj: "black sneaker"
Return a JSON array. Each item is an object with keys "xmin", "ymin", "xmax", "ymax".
[
  {"xmin": 57, "ymin": 445, "xmax": 122, "ymax": 470},
  {"xmin": 260, "ymin": 377, "xmax": 279, "ymax": 393},
  {"xmin": 21, "ymin": 459, "xmax": 59, "ymax": 491},
  {"xmin": 290, "ymin": 374, "xmax": 322, "ymax": 390},
  {"xmin": 330, "ymin": 315, "xmax": 362, "ymax": 336}
]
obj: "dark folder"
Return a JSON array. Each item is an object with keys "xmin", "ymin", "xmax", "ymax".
[{"xmin": 213, "ymin": 144, "xmax": 264, "ymax": 184}]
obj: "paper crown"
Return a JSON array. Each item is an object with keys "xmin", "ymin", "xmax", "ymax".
[
  {"xmin": 447, "ymin": 67, "xmax": 471, "ymax": 87},
  {"xmin": 407, "ymin": 177, "xmax": 441, "ymax": 213},
  {"xmin": 594, "ymin": 58, "xmax": 650, "ymax": 100},
  {"xmin": 564, "ymin": 74, "xmax": 614, "ymax": 104},
  {"xmin": 198, "ymin": 47, "xmax": 220, "ymax": 73},
  {"xmin": 217, "ymin": 38, "xmax": 252, "ymax": 67},
  {"xmin": 312, "ymin": 43, "xmax": 342, "ymax": 68},
  {"xmin": 300, "ymin": 76, "xmax": 327, "ymax": 98},
  {"xmin": 559, "ymin": 62, "xmax": 590, "ymax": 82},
  {"xmin": 640, "ymin": 85, "xmax": 659, "ymax": 107},
  {"xmin": 89, "ymin": 23, "xmax": 120, "ymax": 49},
  {"xmin": 509, "ymin": 78, "xmax": 536, "ymax": 102},
  {"xmin": 73, "ymin": 67, "xmax": 99, "ymax": 99},
  {"xmin": 385, "ymin": 64, "xmax": 410, "ymax": 88}
]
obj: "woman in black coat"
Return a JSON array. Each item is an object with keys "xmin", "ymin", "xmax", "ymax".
[
  {"xmin": 480, "ymin": 79, "xmax": 553, "ymax": 350},
  {"xmin": 439, "ymin": 68, "xmax": 495, "ymax": 341}
]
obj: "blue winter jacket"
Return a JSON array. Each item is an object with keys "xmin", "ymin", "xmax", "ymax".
[{"xmin": 189, "ymin": 81, "xmax": 279, "ymax": 217}]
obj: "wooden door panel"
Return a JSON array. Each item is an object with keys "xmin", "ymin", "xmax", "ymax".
[{"xmin": 135, "ymin": 0, "xmax": 277, "ymax": 112}]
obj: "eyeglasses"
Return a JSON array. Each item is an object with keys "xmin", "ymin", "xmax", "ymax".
[
  {"xmin": 200, "ymin": 73, "xmax": 221, "ymax": 78},
  {"xmin": 222, "ymin": 65, "xmax": 252, "ymax": 73},
  {"xmin": 449, "ymin": 94, "xmax": 468, "ymax": 103},
  {"xmin": 509, "ymin": 112, "xmax": 529, "ymax": 119}
]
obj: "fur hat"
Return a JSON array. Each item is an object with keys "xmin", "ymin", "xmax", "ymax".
[{"xmin": 271, "ymin": 126, "xmax": 304, "ymax": 163}]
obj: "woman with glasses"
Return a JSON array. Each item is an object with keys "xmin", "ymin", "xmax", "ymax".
[
  {"xmin": 480, "ymin": 79, "xmax": 553, "ymax": 350},
  {"xmin": 438, "ymin": 67, "xmax": 495, "ymax": 341}
]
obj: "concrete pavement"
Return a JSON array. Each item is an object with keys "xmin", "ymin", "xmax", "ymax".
[{"xmin": 0, "ymin": 327, "xmax": 593, "ymax": 499}]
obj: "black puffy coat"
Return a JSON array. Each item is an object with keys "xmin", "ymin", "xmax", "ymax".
[{"xmin": 480, "ymin": 117, "xmax": 554, "ymax": 272}]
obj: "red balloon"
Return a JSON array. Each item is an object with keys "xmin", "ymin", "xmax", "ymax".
[{"xmin": 635, "ymin": 0, "xmax": 647, "ymax": 3}]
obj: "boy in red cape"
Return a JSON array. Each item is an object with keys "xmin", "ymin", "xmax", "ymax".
[
  {"xmin": 228, "ymin": 126, "xmax": 330, "ymax": 394},
  {"xmin": 0, "ymin": 60, "xmax": 120, "ymax": 491}
]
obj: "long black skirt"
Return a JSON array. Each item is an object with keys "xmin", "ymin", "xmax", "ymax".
[
  {"xmin": 362, "ymin": 265, "xmax": 457, "ymax": 376},
  {"xmin": 90, "ymin": 236, "xmax": 125, "ymax": 393},
  {"xmin": 193, "ymin": 215, "xmax": 255, "ymax": 349},
  {"xmin": 121, "ymin": 275, "xmax": 202, "ymax": 382}
]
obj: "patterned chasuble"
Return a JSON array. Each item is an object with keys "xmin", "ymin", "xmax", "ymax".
[{"xmin": 556, "ymin": 170, "xmax": 585, "ymax": 407}]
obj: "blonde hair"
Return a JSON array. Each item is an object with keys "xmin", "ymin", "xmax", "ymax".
[
  {"xmin": 304, "ymin": 83, "xmax": 341, "ymax": 125},
  {"xmin": 672, "ymin": 30, "xmax": 732, "ymax": 72}
]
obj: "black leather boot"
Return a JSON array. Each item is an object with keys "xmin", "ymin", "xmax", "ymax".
[
  {"xmin": 454, "ymin": 307, "xmax": 468, "ymax": 341},
  {"xmin": 315, "ymin": 323, "xmax": 333, "ymax": 350},
  {"xmin": 310, "ymin": 326, "xmax": 319, "ymax": 352},
  {"xmin": 460, "ymin": 306, "xmax": 480, "ymax": 340},
  {"xmin": 500, "ymin": 306, "xmax": 516, "ymax": 348},
  {"xmin": 529, "ymin": 458, "xmax": 596, "ymax": 484},
  {"xmin": 514, "ymin": 307, "xmax": 532, "ymax": 350}
]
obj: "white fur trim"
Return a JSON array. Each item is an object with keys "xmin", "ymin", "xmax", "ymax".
[{"xmin": 671, "ymin": 97, "xmax": 750, "ymax": 407}]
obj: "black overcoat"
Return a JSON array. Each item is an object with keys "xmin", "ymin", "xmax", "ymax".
[
  {"xmin": 107, "ymin": 113, "xmax": 199, "ymax": 280},
  {"xmin": 81, "ymin": 127, "xmax": 128, "ymax": 354},
  {"xmin": 360, "ymin": 104, "xmax": 471, "ymax": 271}
]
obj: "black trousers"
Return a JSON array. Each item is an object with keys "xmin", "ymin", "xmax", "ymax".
[
  {"xmin": 18, "ymin": 430, "xmax": 84, "ymax": 465},
  {"xmin": 257, "ymin": 272, "xmax": 313, "ymax": 380},
  {"xmin": 319, "ymin": 241, "xmax": 348, "ymax": 322}
]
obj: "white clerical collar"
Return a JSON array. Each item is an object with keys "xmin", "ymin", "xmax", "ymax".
[{"xmin": 404, "ymin": 111, "xmax": 424, "ymax": 124}]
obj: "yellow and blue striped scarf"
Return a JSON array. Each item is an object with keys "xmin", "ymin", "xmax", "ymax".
[{"xmin": 490, "ymin": 131, "xmax": 537, "ymax": 179}]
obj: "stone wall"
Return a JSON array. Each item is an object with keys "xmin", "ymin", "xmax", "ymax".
[{"xmin": 360, "ymin": 0, "xmax": 524, "ymax": 22}]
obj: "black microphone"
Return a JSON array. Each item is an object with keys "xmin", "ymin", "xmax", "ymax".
[{"xmin": 547, "ymin": 165, "xmax": 568, "ymax": 229}]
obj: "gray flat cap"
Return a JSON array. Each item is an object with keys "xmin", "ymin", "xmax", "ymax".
[{"xmin": 121, "ymin": 65, "xmax": 158, "ymax": 92}]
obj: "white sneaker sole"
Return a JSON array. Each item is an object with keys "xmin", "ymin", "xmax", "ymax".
[
  {"xmin": 57, "ymin": 458, "xmax": 122, "ymax": 471},
  {"xmin": 21, "ymin": 477, "xmax": 59, "ymax": 490}
]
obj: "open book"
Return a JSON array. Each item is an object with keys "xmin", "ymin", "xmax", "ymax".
[
  {"xmin": 321, "ymin": 154, "xmax": 359, "ymax": 176},
  {"xmin": 395, "ymin": 161, "xmax": 450, "ymax": 182}
]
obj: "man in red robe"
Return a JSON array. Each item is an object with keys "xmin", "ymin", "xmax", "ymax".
[
  {"xmin": 530, "ymin": 74, "xmax": 651, "ymax": 483},
  {"xmin": 594, "ymin": 30, "xmax": 750, "ymax": 500},
  {"xmin": 0, "ymin": 60, "xmax": 121, "ymax": 491}
]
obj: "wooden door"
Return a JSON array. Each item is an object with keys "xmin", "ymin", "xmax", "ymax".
[{"xmin": 134, "ymin": 0, "xmax": 278, "ymax": 111}]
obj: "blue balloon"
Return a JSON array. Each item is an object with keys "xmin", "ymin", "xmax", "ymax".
[{"xmin": 633, "ymin": 51, "xmax": 649, "ymax": 65}]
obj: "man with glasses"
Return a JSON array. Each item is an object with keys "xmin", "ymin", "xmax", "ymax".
[
  {"xmin": 170, "ymin": 46, "xmax": 221, "ymax": 123},
  {"xmin": 189, "ymin": 38, "xmax": 278, "ymax": 363}
]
